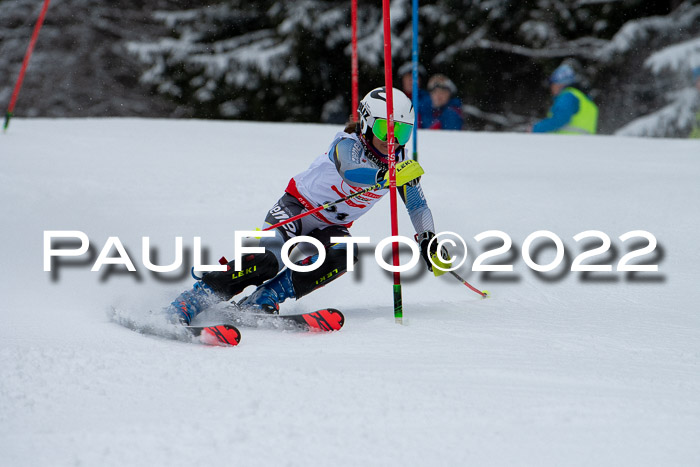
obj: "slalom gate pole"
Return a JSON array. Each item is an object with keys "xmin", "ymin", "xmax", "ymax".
[
  {"xmin": 411, "ymin": 0, "xmax": 419, "ymax": 161},
  {"xmin": 449, "ymin": 270, "xmax": 489, "ymax": 298},
  {"xmin": 4, "ymin": 0, "xmax": 52, "ymax": 132},
  {"xmin": 381, "ymin": 0, "xmax": 403, "ymax": 324},
  {"xmin": 351, "ymin": 0, "xmax": 359, "ymax": 121},
  {"xmin": 261, "ymin": 182, "xmax": 384, "ymax": 232}
]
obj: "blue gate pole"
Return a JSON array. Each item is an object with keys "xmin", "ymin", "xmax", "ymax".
[{"xmin": 411, "ymin": 0, "xmax": 419, "ymax": 161}]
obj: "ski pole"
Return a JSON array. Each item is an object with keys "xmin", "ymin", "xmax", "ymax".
[
  {"xmin": 448, "ymin": 270, "xmax": 489, "ymax": 298},
  {"xmin": 416, "ymin": 234, "xmax": 489, "ymax": 298},
  {"xmin": 262, "ymin": 181, "xmax": 384, "ymax": 232}
]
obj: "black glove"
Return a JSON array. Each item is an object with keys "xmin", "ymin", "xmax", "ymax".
[{"xmin": 416, "ymin": 231, "xmax": 449, "ymax": 272}]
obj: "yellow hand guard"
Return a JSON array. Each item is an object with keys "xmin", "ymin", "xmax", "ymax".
[
  {"xmin": 430, "ymin": 251, "xmax": 452, "ymax": 277},
  {"xmin": 383, "ymin": 159, "xmax": 425, "ymax": 187}
]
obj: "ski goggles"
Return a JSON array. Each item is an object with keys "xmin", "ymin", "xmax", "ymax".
[{"xmin": 372, "ymin": 119, "xmax": 413, "ymax": 146}]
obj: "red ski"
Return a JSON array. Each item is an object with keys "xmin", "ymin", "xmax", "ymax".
[
  {"xmin": 186, "ymin": 324, "xmax": 242, "ymax": 346},
  {"xmin": 284, "ymin": 308, "xmax": 345, "ymax": 332},
  {"xmin": 225, "ymin": 307, "xmax": 345, "ymax": 332}
]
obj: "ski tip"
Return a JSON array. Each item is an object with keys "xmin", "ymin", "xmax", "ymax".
[
  {"xmin": 302, "ymin": 308, "xmax": 345, "ymax": 332},
  {"xmin": 199, "ymin": 324, "xmax": 242, "ymax": 346},
  {"xmin": 326, "ymin": 308, "xmax": 345, "ymax": 330}
]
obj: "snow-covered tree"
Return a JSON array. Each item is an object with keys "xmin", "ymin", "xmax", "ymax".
[
  {"xmin": 0, "ymin": 0, "xmax": 183, "ymax": 118},
  {"xmin": 616, "ymin": 29, "xmax": 700, "ymax": 137},
  {"xmin": 127, "ymin": 1, "xmax": 371, "ymax": 122}
]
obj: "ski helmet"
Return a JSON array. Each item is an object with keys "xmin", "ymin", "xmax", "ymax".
[
  {"xmin": 549, "ymin": 64, "xmax": 577, "ymax": 86},
  {"xmin": 357, "ymin": 87, "xmax": 415, "ymax": 152}
]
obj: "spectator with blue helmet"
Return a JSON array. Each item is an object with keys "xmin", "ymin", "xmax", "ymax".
[
  {"xmin": 532, "ymin": 63, "xmax": 598, "ymax": 135},
  {"xmin": 690, "ymin": 66, "xmax": 700, "ymax": 139},
  {"xmin": 422, "ymin": 74, "xmax": 464, "ymax": 131}
]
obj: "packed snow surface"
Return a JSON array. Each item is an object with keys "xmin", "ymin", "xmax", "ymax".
[{"xmin": 1, "ymin": 119, "xmax": 699, "ymax": 466}]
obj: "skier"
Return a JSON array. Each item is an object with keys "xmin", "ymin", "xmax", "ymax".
[
  {"xmin": 532, "ymin": 63, "xmax": 598, "ymax": 135},
  {"xmin": 165, "ymin": 87, "xmax": 446, "ymax": 325}
]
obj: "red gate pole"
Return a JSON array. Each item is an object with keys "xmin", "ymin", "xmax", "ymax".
[
  {"xmin": 351, "ymin": 0, "xmax": 359, "ymax": 121},
  {"xmin": 4, "ymin": 0, "xmax": 52, "ymax": 132},
  {"xmin": 381, "ymin": 0, "xmax": 403, "ymax": 324}
]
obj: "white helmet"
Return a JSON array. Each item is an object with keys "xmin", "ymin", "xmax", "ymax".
[{"xmin": 357, "ymin": 87, "xmax": 414, "ymax": 149}]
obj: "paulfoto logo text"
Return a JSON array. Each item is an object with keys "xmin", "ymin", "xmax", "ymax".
[{"xmin": 43, "ymin": 229, "xmax": 660, "ymax": 276}]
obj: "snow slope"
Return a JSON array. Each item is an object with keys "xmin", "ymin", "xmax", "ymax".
[{"xmin": 1, "ymin": 119, "xmax": 699, "ymax": 466}]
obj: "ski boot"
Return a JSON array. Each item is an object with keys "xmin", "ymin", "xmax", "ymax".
[
  {"xmin": 238, "ymin": 268, "xmax": 295, "ymax": 314},
  {"xmin": 165, "ymin": 281, "xmax": 218, "ymax": 325}
]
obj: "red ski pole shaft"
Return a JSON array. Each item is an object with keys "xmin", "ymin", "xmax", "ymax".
[
  {"xmin": 449, "ymin": 270, "xmax": 489, "ymax": 298},
  {"xmin": 4, "ymin": 0, "xmax": 52, "ymax": 132},
  {"xmin": 262, "ymin": 182, "xmax": 383, "ymax": 232},
  {"xmin": 219, "ymin": 183, "xmax": 383, "ymax": 270}
]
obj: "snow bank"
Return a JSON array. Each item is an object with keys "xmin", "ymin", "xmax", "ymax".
[{"xmin": 1, "ymin": 119, "xmax": 699, "ymax": 466}]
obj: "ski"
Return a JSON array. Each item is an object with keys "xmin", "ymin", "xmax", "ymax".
[
  {"xmin": 110, "ymin": 307, "xmax": 242, "ymax": 347},
  {"xmin": 111, "ymin": 306, "xmax": 341, "ymax": 345},
  {"xmin": 223, "ymin": 307, "xmax": 345, "ymax": 332},
  {"xmin": 185, "ymin": 324, "xmax": 242, "ymax": 347}
]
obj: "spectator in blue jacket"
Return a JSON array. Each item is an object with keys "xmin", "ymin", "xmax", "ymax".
[
  {"xmin": 398, "ymin": 62, "xmax": 432, "ymax": 128},
  {"xmin": 422, "ymin": 74, "xmax": 463, "ymax": 130},
  {"xmin": 532, "ymin": 63, "xmax": 598, "ymax": 134}
]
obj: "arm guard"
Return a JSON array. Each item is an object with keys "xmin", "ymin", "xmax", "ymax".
[
  {"xmin": 329, "ymin": 137, "xmax": 381, "ymax": 187},
  {"xmin": 399, "ymin": 181, "xmax": 435, "ymax": 234}
]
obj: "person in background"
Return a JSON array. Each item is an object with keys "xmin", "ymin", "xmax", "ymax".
[
  {"xmin": 397, "ymin": 62, "xmax": 432, "ymax": 128},
  {"xmin": 422, "ymin": 74, "xmax": 463, "ymax": 130},
  {"xmin": 689, "ymin": 66, "xmax": 700, "ymax": 139},
  {"xmin": 532, "ymin": 63, "xmax": 598, "ymax": 134}
]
